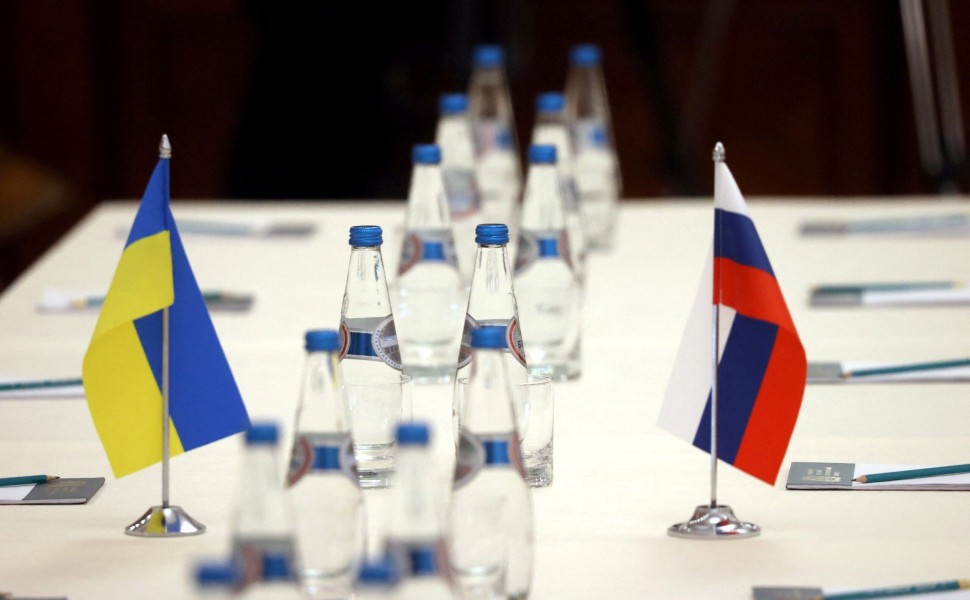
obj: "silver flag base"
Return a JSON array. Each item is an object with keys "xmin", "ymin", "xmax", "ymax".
[
  {"xmin": 125, "ymin": 505, "xmax": 206, "ymax": 537},
  {"xmin": 668, "ymin": 504, "xmax": 760, "ymax": 539}
]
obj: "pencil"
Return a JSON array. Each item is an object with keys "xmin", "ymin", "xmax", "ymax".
[
  {"xmin": 0, "ymin": 474, "xmax": 60, "ymax": 487},
  {"xmin": 0, "ymin": 377, "xmax": 84, "ymax": 392},
  {"xmin": 854, "ymin": 463, "xmax": 970, "ymax": 484},
  {"xmin": 813, "ymin": 578, "xmax": 970, "ymax": 599},
  {"xmin": 845, "ymin": 358, "xmax": 970, "ymax": 378}
]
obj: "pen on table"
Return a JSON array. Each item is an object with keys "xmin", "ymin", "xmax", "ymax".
[
  {"xmin": 811, "ymin": 578, "xmax": 970, "ymax": 599},
  {"xmin": 854, "ymin": 464, "xmax": 970, "ymax": 484},
  {"xmin": 813, "ymin": 282, "xmax": 958, "ymax": 296},
  {"xmin": 844, "ymin": 358, "xmax": 970, "ymax": 379},
  {"xmin": 0, "ymin": 474, "xmax": 60, "ymax": 487},
  {"xmin": 0, "ymin": 377, "xmax": 84, "ymax": 392},
  {"xmin": 70, "ymin": 291, "xmax": 246, "ymax": 309}
]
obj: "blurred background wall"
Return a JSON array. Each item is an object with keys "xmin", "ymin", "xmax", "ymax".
[{"xmin": 1, "ymin": 0, "xmax": 969, "ymax": 288}]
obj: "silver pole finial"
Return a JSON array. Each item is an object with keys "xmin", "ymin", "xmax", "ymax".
[
  {"xmin": 712, "ymin": 142, "xmax": 725, "ymax": 163},
  {"xmin": 159, "ymin": 134, "xmax": 172, "ymax": 159}
]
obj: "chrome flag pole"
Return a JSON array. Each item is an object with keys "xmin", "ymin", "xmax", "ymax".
[
  {"xmin": 126, "ymin": 135, "xmax": 205, "ymax": 537},
  {"xmin": 667, "ymin": 143, "xmax": 760, "ymax": 539}
]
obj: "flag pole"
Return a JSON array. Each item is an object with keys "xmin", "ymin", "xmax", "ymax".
[
  {"xmin": 125, "ymin": 134, "xmax": 205, "ymax": 537},
  {"xmin": 667, "ymin": 142, "xmax": 760, "ymax": 539}
]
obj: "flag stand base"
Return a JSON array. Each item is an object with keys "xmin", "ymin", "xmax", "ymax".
[
  {"xmin": 124, "ymin": 505, "xmax": 206, "ymax": 537},
  {"xmin": 667, "ymin": 504, "xmax": 760, "ymax": 539}
]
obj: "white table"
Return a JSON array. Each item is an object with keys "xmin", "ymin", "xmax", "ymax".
[{"xmin": 2, "ymin": 198, "xmax": 970, "ymax": 599}]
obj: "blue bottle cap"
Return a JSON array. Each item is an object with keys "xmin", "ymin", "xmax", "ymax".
[
  {"xmin": 471, "ymin": 325, "xmax": 507, "ymax": 349},
  {"xmin": 536, "ymin": 92, "xmax": 565, "ymax": 113},
  {"xmin": 194, "ymin": 561, "xmax": 240, "ymax": 586},
  {"xmin": 305, "ymin": 329, "xmax": 340, "ymax": 352},
  {"xmin": 412, "ymin": 144, "xmax": 442, "ymax": 165},
  {"xmin": 528, "ymin": 144, "xmax": 557, "ymax": 165},
  {"xmin": 439, "ymin": 93, "xmax": 468, "ymax": 115},
  {"xmin": 396, "ymin": 422, "xmax": 430, "ymax": 446},
  {"xmin": 475, "ymin": 223, "xmax": 509, "ymax": 245},
  {"xmin": 262, "ymin": 553, "xmax": 292, "ymax": 581},
  {"xmin": 245, "ymin": 422, "xmax": 279, "ymax": 445},
  {"xmin": 357, "ymin": 555, "xmax": 399, "ymax": 586},
  {"xmin": 474, "ymin": 45, "xmax": 505, "ymax": 68},
  {"xmin": 349, "ymin": 225, "xmax": 383, "ymax": 247},
  {"xmin": 570, "ymin": 43, "xmax": 602, "ymax": 66}
]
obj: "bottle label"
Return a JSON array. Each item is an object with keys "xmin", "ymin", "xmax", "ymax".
[
  {"xmin": 457, "ymin": 315, "xmax": 527, "ymax": 368},
  {"xmin": 398, "ymin": 231, "xmax": 459, "ymax": 276},
  {"xmin": 386, "ymin": 540, "xmax": 450, "ymax": 580},
  {"xmin": 287, "ymin": 432, "xmax": 358, "ymax": 487},
  {"xmin": 574, "ymin": 118, "xmax": 604, "ymax": 153},
  {"xmin": 231, "ymin": 535, "xmax": 298, "ymax": 586},
  {"xmin": 442, "ymin": 168, "xmax": 481, "ymax": 220},
  {"xmin": 514, "ymin": 230, "xmax": 573, "ymax": 273},
  {"xmin": 454, "ymin": 430, "xmax": 526, "ymax": 489},
  {"xmin": 475, "ymin": 121, "xmax": 512, "ymax": 154},
  {"xmin": 339, "ymin": 316, "xmax": 403, "ymax": 370}
]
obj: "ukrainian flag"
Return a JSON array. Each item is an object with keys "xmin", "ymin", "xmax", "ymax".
[{"xmin": 83, "ymin": 141, "xmax": 250, "ymax": 477}]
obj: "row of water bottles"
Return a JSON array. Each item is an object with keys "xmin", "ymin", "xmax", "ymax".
[
  {"xmin": 441, "ymin": 42, "xmax": 621, "ymax": 281},
  {"xmin": 193, "ymin": 325, "xmax": 533, "ymax": 599},
  {"xmin": 396, "ymin": 143, "xmax": 580, "ymax": 383}
]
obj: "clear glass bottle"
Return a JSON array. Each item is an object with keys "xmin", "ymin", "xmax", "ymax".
[
  {"xmin": 387, "ymin": 423, "xmax": 454, "ymax": 600},
  {"xmin": 514, "ymin": 144, "xmax": 582, "ymax": 381},
  {"xmin": 456, "ymin": 223, "xmax": 528, "ymax": 387},
  {"xmin": 340, "ymin": 225, "xmax": 402, "ymax": 382},
  {"xmin": 564, "ymin": 43, "xmax": 622, "ymax": 196},
  {"xmin": 288, "ymin": 330, "xmax": 365, "ymax": 599},
  {"xmin": 530, "ymin": 92, "xmax": 587, "ymax": 284},
  {"xmin": 435, "ymin": 93, "xmax": 483, "ymax": 281},
  {"xmin": 230, "ymin": 423, "xmax": 298, "ymax": 588},
  {"xmin": 339, "ymin": 225, "xmax": 406, "ymax": 486},
  {"xmin": 449, "ymin": 326, "xmax": 533, "ymax": 600},
  {"xmin": 565, "ymin": 44, "xmax": 622, "ymax": 250},
  {"xmin": 396, "ymin": 144, "xmax": 465, "ymax": 382},
  {"xmin": 468, "ymin": 45, "xmax": 522, "ymax": 229}
]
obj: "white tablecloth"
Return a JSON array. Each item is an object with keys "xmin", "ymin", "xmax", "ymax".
[{"xmin": 2, "ymin": 198, "xmax": 969, "ymax": 599}]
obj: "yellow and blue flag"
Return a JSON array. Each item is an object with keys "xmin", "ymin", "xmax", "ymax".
[{"xmin": 83, "ymin": 145, "xmax": 250, "ymax": 477}]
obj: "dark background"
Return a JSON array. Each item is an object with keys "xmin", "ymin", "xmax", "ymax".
[{"xmin": 1, "ymin": 0, "xmax": 969, "ymax": 288}]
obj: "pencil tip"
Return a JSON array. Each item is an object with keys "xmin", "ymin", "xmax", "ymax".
[
  {"xmin": 48, "ymin": 475, "xmax": 60, "ymax": 481},
  {"xmin": 852, "ymin": 476, "xmax": 866, "ymax": 483},
  {"xmin": 159, "ymin": 134, "xmax": 172, "ymax": 159},
  {"xmin": 712, "ymin": 142, "xmax": 725, "ymax": 163}
]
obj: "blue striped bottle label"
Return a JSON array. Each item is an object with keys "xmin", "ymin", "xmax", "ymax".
[
  {"xmin": 398, "ymin": 230, "xmax": 459, "ymax": 276},
  {"xmin": 338, "ymin": 316, "xmax": 402, "ymax": 370},
  {"xmin": 287, "ymin": 432, "xmax": 358, "ymax": 486},
  {"xmin": 457, "ymin": 315, "xmax": 527, "ymax": 368},
  {"xmin": 453, "ymin": 430, "xmax": 526, "ymax": 488},
  {"xmin": 514, "ymin": 230, "xmax": 573, "ymax": 272}
]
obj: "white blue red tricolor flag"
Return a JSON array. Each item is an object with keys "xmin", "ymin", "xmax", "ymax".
[{"xmin": 657, "ymin": 154, "xmax": 806, "ymax": 485}]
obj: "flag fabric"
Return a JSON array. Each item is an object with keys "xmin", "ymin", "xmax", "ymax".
[
  {"xmin": 657, "ymin": 158, "xmax": 806, "ymax": 485},
  {"xmin": 82, "ymin": 152, "xmax": 250, "ymax": 477}
]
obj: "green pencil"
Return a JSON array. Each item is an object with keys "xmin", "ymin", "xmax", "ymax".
[
  {"xmin": 854, "ymin": 463, "xmax": 970, "ymax": 484},
  {"xmin": 813, "ymin": 578, "xmax": 970, "ymax": 599},
  {"xmin": 845, "ymin": 358, "xmax": 970, "ymax": 378},
  {"xmin": 0, "ymin": 474, "xmax": 59, "ymax": 487},
  {"xmin": 0, "ymin": 377, "xmax": 84, "ymax": 393}
]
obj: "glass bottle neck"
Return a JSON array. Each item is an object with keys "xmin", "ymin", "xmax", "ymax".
[
  {"xmin": 344, "ymin": 247, "xmax": 391, "ymax": 316},
  {"xmin": 405, "ymin": 164, "xmax": 451, "ymax": 230},
  {"xmin": 296, "ymin": 350, "xmax": 348, "ymax": 434},
  {"xmin": 521, "ymin": 164, "xmax": 566, "ymax": 231}
]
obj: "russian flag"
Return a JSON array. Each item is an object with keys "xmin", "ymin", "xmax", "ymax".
[{"xmin": 657, "ymin": 156, "xmax": 806, "ymax": 485}]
